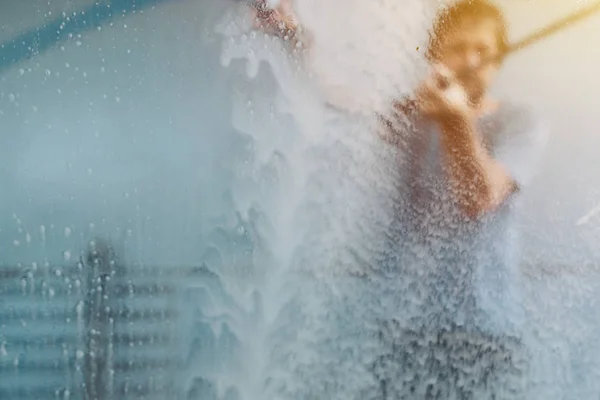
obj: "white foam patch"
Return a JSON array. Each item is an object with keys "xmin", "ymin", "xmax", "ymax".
[{"xmin": 208, "ymin": 1, "xmax": 435, "ymax": 398}]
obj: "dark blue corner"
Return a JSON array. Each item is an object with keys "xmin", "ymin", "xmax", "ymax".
[{"xmin": 0, "ymin": 0, "xmax": 175, "ymax": 74}]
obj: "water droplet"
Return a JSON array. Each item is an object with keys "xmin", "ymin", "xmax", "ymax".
[
  {"xmin": 63, "ymin": 251, "xmax": 71, "ymax": 261},
  {"xmin": 18, "ymin": 69, "xmax": 24, "ymax": 75},
  {"xmin": 8, "ymin": 93, "xmax": 15, "ymax": 102},
  {"xmin": 45, "ymin": 69, "xmax": 51, "ymax": 76},
  {"xmin": 25, "ymin": 233, "xmax": 31, "ymax": 243},
  {"xmin": 13, "ymin": 240, "xmax": 20, "ymax": 247},
  {"xmin": 64, "ymin": 227, "xmax": 72, "ymax": 237}
]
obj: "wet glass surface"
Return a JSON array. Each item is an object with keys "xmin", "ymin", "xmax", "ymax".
[{"xmin": 1, "ymin": 1, "xmax": 600, "ymax": 399}]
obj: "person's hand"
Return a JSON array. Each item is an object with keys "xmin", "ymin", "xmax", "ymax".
[
  {"xmin": 415, "ymin": 64, "xmax": 473, "ymax": 122},
  {"xmin": 250, "ymin": 0, "xmax": 298, "ymax": 38}
]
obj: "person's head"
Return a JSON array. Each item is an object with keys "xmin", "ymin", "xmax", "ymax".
[{"xmin": 427, "ymin": 0, "xmax": 509, "ymax": 104}]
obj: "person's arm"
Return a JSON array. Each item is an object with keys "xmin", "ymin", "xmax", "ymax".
[
  {"xmin": 416, "ymin": 65, "xmax": 547, "ymax": 220},
  {"xmin": 438, "ymin": 114, "xmax": 517, "ymax": 219}
]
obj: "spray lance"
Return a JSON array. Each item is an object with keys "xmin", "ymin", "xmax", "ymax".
[
  {"xmin": 242, "ymin": 0, "xmax": 600, "ymax": 62},
  {"xmin": 381, "ymin": 1, "xmax": 600, "ymax": 150},
  {"xmin": 240, "ymin": 0, "xmax": 600, "ymax": 110},
  {"xmin": 437, "ymin": 1, "xmax": 600, "ymax": 90},
  {"xmin": 499, "ymin": 2, "xmax": 600, "ymax": 62}
]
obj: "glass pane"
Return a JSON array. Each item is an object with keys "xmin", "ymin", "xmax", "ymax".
[{"xmin": 1, "ymin": 1, "xmax": 600, "ymax": 399}]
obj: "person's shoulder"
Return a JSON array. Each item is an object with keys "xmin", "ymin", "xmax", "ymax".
[
  {"xmin": 498, "ymin": 100, "xmax": 545, "ymax": 128},
  {"xmin": 497, "ymin": 100, "xmax": 550, "ymax": 146}
]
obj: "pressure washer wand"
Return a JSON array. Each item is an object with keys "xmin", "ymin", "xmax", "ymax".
[
  {"xmin": 452, "ymin": 1, "xmax": 600, "ymax": 82},
  {"xmin": 409, "ymin": 2, "xmax": 600, "ymax": 123},
  {"xmin": 505, "ymin": 1, "xmax": 600, "ymax": 58}
]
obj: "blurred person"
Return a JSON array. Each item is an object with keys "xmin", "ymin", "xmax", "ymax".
[{"xmin": 251, "ymin": 0, "xmax": 548, "ymax": 398}]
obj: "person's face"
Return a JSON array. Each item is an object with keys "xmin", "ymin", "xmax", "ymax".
[{"xmin": 432, "ymin": 17, "xmax": 502, "ymax": 103}]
